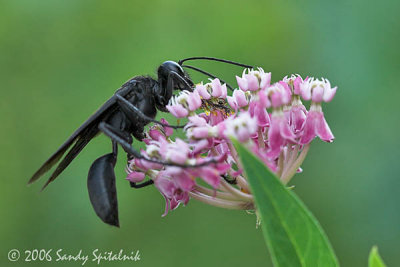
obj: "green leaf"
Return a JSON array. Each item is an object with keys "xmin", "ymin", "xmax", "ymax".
[
  {"xmin": 232, "ymin": 140, "xmax": 339, "ymax": 267},
  {"xmin": 369, "ymin": 246, "xmax": 387, "ymax": 267}
]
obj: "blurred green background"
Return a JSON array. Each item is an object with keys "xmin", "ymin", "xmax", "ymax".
[{"xmin": 1, "ymin": 0, "xmax": 399, "ymax": 266}]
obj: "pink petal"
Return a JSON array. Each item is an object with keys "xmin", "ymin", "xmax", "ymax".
[
  {"xmin": 187, "ymin": 91, "xmax": 202, "ymax": 111},
  {"xmin": 279, "ymin": 81, "xmax": 291, "ymax": 97},
  {"xmin": 155, "ymin": 175, "xmax": 176, "ymax": 198},
  {"xmin": 192, "ymin": 139, "xmax": 211, "ymax": 154},
  {"xmin": 126, "ymin": 171, "xmax": 146, "ymax": 183},
  {"xmin": 160, "ymin": 118, "xmax": 173, "ymax": 137},
  {"xmin": 248, "ymin": 101, "xmax": 256, "ymax": 117},
  {"xmin": 258, "ymin": 89, "xmax": 271, "ymax": 109},
  {"xmin": 141, "ymin": 160, "xmax": 163, "ymax": 170},
  {"xmin": 316, "ymin": 112, "xmax": 334, "ymax": 142},
  {"xmin": 227, "ymin": 96, "xmax": 238, "ymax": 110},
  {"xmin": 210, "ymin": 110, "xmax": 224, "ymax": 125},
  {"xmin": 233, "ymin": 89, "xmax": 248, "ymax": 107},
  {"xmin": 215, "ymin": 163, "xmax": 231, "ymax": 174},
  {"xmin": 299, "ymin": 111, "xmax": 318, "ymax": 144},
  {"xmin": 271, "ymin": 91, "xmax": 283, "ymax": 108},
  {"xmin": 260, "ymin": 72, "xmax": 271, "ymax": 90},
  {"xmin": 176, "ymin": 138, "xmax": 190, "ymax": 152},
  {"xmin": 267, "ymin": 127, "xmax": 284, "ymax": 159},
  {"xmin": 188, "ymin": 115, "xmax": 207, "ymax": 126},
  {"xmin": 300, "ymin": 81, "xmax": 312, "ymax": 100},
  {"xmin": 245, "ymin": 74, "xmax": 259, "ymax": 91},
  {"xmin": 182, "ymin": 192, "xmax": 190, "ymax": 205},
  {"xmin": 236, "ymin": 76, "xmax": 248, "ymax": 91},
  {"xmin": 166, "ymin": 104, "xmax": 188, "ymax": 118},
  {"xmin": 216, "ymin": 122, "xmax": 227, "ymax": 138},
  {"xmin": 174, "ymin": 172, "xmax": 195, "ymax": 192},
  {"xmin": 220, "ymin": 83, "xmax": 227, "ymax": 99},
  {"xmin": 170, "ymin": 198, "xmax": 179, "ymax": 210},
  {"xmin": 290, "ymin": 105, "xmax": 307, "ymax": 134},
  {"xmin": 267, "ymin": 117, "xmax": 285, "ymax": 159},
  {"xmin": 237, "ymin": 127, "xmax": 251, "ymax": 142},
  {"xmin": 197, "ymin": 167, "xmax": 220, "ymax": 189},
  {"xmin": 293, "ymin": 76, "xmax": 303, "ymax": 95},
  {"xmin": 279, "ymin": 118, "xmax": 296, "ymax": 142},
  {"xmin": 135, "ymin": 154, "xmax": 163, "ymax": 171},
  {"xmin": 254, "ymin": 104, "xmax": 270, "ymax": 127},
  {"xmin": 312, "ymin": 85, "xmax": 324, "ymax": 102},
  {"xmin": 148, "ymin": 128, "xmax": 163, "ymax": 141},
  {"xmin": 195, "ymin": 83, "xmax": 211, "ymax": 99},
  {"xmin": 161, "ymin": 194, "xmax": 170, "ymax": 217},
  {"xmin": 192, "ymin": 127, "xmax": 210, "ymax": 138},
  {"xmin": 168, "ymin": 150, "xmax": 187, "ymax": 164},
  {"xmin": 323, "ymin": 86, "xmax": 337, "ymax": 102},
  {"xmin": 211, "ymin": 78, "xmax": 223, "ymax": 97}
]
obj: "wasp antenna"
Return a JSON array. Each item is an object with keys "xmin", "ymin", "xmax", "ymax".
[
  {"xmin": 182, "ymin": 64, "xmax": 234, "ymax": 91},
  {"xmin": 178, "ymin": 57, "xmax": 253, "ymax": 69}
]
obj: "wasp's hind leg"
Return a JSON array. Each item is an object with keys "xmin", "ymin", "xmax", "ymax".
[
  {"xmin": 130, "ymin": 180, "xmax": 154, "ymax": 189},
  {"xmin": 98, "ymin": 122, "xmax": 155, "ymax": 190},
  {"xmin": 87, "ymin": 137, "xmax": 120, "ymax": 227},
  {"xmin": 99, "ymin": 122, "xmax": 217, "ymax": 169}
]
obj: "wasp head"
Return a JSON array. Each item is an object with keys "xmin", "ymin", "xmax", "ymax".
[
  {"xmin": 158, "ymin": 61, "xmax": 194, "ymax": 92},
  {"xmin": 155, "ymin": 61, "xmax": 194, "ymax": 111}
]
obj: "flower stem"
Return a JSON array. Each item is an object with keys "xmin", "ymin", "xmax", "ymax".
[
  {"xmin": 281, "ymin": 144, "xmax": 310, "ymax": 184},
  {"xmin": 189, "ymin": 191, "xmax": 253, "ymax": 210},
  {"xmin": 194, "ymin": 185, "xmax": 238, "ymax": 201},
  {"xmin": 220, "ymin": 179, "xmax": 254, "ymax": 201},
  {"xmin": 227, "ymin": 141, "xmax": 250, "ymax": 192},
  {"xmin": 236, "ymin": 175, "xmax": 250, "ymax": 193},
  {"xmin": 276, "ymin": 151, "xmax": 284, "ymax": 177},
  {"xmin": 257, "ymin": 127, "xmax": 265, "ymax": 149}
]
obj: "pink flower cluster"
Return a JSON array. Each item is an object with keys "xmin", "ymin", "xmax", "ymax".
[{"xmin": 126, "ymin": 69, "xmax": 337, "ymax": 215}]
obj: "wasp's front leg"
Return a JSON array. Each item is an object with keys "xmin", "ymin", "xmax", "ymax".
[{"xmin": 115, "ymin": 93, "xmax": 185, "ymax": 129}]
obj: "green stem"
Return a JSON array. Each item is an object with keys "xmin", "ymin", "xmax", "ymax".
[{"xmin": 281, "ymin": 144, "xmax": 310, "ymax": 184}]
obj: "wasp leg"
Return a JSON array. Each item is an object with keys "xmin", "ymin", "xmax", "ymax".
[
  {"xmin": 98, "ymin": 122, "xmax": 217, "ymax": 169},
  {"xmin": 157, "ymin": 70, "xmax": 194, "ymax": 111},
  {"xmin": 130, "ymin": 180, "xmax": 154, "ymax": 189},
  {"xmin": 115, "ymin": 94, "xmax": 185, "ymax": 129},
  {"xmin": 97, "ymin": 122, "xmax": 156, "ymax": 189}
]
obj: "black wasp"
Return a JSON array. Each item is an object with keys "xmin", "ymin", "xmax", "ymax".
[{"xmin": 28, "ymin": 57, "xmax": 253, "ymax": 227}]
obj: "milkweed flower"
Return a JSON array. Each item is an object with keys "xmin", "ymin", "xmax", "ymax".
[
  {"xmin": 227, "ymin": 89, "xmax": 249, "ymax": 110},
  {"xmin": 194, "ymin": 78, "xmax": 228, "ymax": 99},
  {"xmin": 166, "ymin": 90, "xmax": 202, "ymax": 118},
  {"xmin": 223, "ymin": 112, "xmax": 258, "ymax": 142},
  {"xmin": 299, "ymin": 78, "xmax": 337, "ymax": 144},
  {"xmin": 236, "ymin": 68, "xmax": 271, "ymax": 91},
  {"xmin": 126, "ymin": 73, "xmax": 337, "ymax": 215},
  {"xmin": 282, "ymin": 75, "xmax": 307, "ymax": 135}
]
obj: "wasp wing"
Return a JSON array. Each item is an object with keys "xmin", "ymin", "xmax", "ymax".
[{"xmin": 28, "ymin": 82, "xmax": 136, "ymax": 189}]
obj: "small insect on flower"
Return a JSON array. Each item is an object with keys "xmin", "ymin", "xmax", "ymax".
[{"xmin": 28, "ymin": 57, "xmax": 253, "ymax": 227}]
